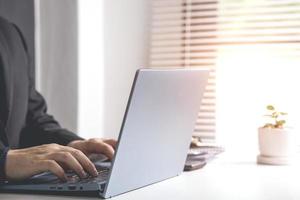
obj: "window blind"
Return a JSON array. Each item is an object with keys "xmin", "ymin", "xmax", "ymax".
[
  {"xmin": 150, "ymin": 0, "xmax": 300, "ymax": 141},
  {"xmin": 150, "ymin": 0, "xmax": 218, "ymax": 141}
]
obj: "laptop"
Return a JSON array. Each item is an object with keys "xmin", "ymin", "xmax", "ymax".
[{"xmin": 0, "ymin": 68, "xmax": 209, "ymax": 198}]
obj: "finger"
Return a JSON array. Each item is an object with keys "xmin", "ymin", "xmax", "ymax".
[
  {"xmin": 57, "ymin": 162, "xmax": 69, "ymax": 171},
  {"xmin": 40, "ymin": 160, "xmax": 67, "ymax": 181},
  {"xmin": 62, "ymin": 146, "xmax": 98, "ymax": 177},
  {"xmin": 49, "ymin": 152, "xmax": 87, "ymax": 179},
  {"xmin": 103, "ymin": 139, "xmax": 118, "ymax": 149},
  {"xmin": 87, "ymin": 141, "xmax": 115, "ymax": 160},
  {"xmin": 69, "ymin": 148, "xmax": 98, "ymax": 177}
]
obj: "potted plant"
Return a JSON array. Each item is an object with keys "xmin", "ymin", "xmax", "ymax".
[{"xmin": 257, "ymin": 105, "xmax": 295, "ymax": 165}]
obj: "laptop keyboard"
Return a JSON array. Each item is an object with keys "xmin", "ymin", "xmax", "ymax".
[
  {"xmin": 66, "ymin": 168, "xmax": 110, "ymax": 184},
  {"xmin": 10, "ymin": 167, "xmax": 111, "ymax": 185}
]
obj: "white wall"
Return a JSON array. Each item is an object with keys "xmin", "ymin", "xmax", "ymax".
[
  {"xmin": 78, "ymin": 0, "xmax": 151, "ymax": 139},
  {"xmin": 103, "ymin": 0, "xmax": 151, "ymax": 139},
  {"xmin": 35, "ymin": 0, "xmax": 151, "ymax": 139},
  {"xmin": 78, "ymin": 0, "xmax": 105, "ymax": 138},
  {"xmin": 35, "ymin": 0, "xmax": 78, "ymax": 133}
]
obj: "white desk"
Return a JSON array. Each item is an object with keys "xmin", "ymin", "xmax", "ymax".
[{"xmin": 1, "ymin": 153, "xmax": 300, "ymax": 200}]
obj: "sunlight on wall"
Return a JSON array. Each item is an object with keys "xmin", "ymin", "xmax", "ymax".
[
  {"xmin": 78, "ymin": 0, "xmax": 105, "ymax": 138},
  {"xmin": 216, "ymin": 44, "xmax": 300, "ymax": 157}
]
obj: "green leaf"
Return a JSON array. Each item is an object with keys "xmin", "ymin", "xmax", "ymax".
[
  {"xmin": 275, "ymin": 120, "xmax": 286, "ymax": 129},
  {"xmin": 263, "ymin": 123, "xmax": 275, "ymax": 128},
  {"xmin": 271, "ymin": 112, "xmax": 278, "ymax": 118},
  {"xmin": 280, "ymin": 112, "xmax": 288, "ymax": 115},
  {"xmin": 267, "ymin": 105, "xmax": 275, "ymax": 110},
  {"xmin": 264, "ymin": 114, "xmax": 273, "ymax": 117},
  {"xmin": 277, "ymin": 120, "xmax": 286, "ymax": 125}
]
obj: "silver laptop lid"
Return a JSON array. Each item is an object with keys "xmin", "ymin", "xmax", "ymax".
[{"xmin": 103, "ymin": 68, "xmax": 209, "ymax": 198}]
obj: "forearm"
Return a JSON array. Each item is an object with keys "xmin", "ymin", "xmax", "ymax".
[
  {"xmin": 23, "ymin": 80, "xmax": 83, "ymax": 147},
  {"xmin": 19, "ymin": 125, "xmax": 84, "ymax": 148},
  {"xmin": 11, "ymin": 21, "xmax": 83, "ymax": 148}
]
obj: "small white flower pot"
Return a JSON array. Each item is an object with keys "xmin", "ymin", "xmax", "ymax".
[{"xmin": 257, "ymin": 127, "xmax": 295, "ymax": 165}]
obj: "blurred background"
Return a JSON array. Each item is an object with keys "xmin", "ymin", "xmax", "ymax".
[
  {"xmin": 0, "ymin": 0, "xmax": 151, "ymax": 141},
  {"xmin": 1, "ymin": 0, "xmax": 300, "ymax": 157}
]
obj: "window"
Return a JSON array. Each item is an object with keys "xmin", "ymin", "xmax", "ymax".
[
  {"xmin": 150, "ymin": 0, "xmax": 300, "ymax": 152},
  {"xmin": 150, "ymin": 0, "xmax": 218, "ymax": 142}
]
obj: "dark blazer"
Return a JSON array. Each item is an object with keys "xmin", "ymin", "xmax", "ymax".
[{"xmin": 0, "ymin": 16, "xmax": 82, "ymax": 151}]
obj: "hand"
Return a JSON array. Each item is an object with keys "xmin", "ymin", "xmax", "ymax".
[
  {"xmin": 5, "ymin": 144, "xmax": 98, "ymax": 181},
  {"xmin": 68, "ymin": 138, "xmax": 117, "ymax": 160}
]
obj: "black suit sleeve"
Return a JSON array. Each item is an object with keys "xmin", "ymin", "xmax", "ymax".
[
  {"xmin": 14, "ymin": 25, "xmax": 84, "ymax": 148},
  {"xmin": 0, "ymin": 125, "xmax": 9, "ymax": 180},
  {"xmin": 19, "ymin": 84, "xmax": 84, "ymax": 147},
  {"xmin": 0, "ymin": 143, "xmax": 9, "ymax": 180}
]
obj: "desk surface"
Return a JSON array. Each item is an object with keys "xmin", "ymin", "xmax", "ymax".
[{"xmin": 1, "ymin": 154, "xmax": 300, "ymax": 200}]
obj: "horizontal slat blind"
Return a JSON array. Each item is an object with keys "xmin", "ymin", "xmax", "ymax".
[
  {"xmin": 150, "ymin": 0, "xmax": 217, "ymax": 140},
  {"xmin": 150, "ymin": 0, "xmax": 300, "ymax": 141}
]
